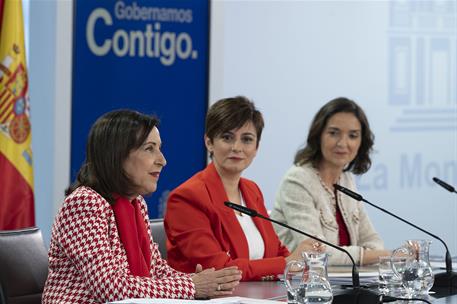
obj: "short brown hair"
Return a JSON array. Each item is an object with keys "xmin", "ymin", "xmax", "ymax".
[
  {"xmin": 205, "ymin": 96, "xmax": 264, "ymax": 147},
  {"xmin": 294, "ymin": 97, "xmax": 374, "ymax": 175}
]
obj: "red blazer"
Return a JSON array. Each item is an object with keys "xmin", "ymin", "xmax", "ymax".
[{"xmin": 164, "ymin": 163, "xmax": 290, "ymax": 281}]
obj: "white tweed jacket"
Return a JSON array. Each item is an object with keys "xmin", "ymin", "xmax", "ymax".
[
  {"xmin": 270, "ymin": 163, "xmax": 384, "ymax": 265},
  {"xmin": 42, "ymin": 186, "xmax": 195, "ymax": 303}
]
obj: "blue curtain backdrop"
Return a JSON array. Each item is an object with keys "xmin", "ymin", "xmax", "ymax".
[{"xmin": 71, "ymin": 0, "xmax": 209, "ymax": 218}]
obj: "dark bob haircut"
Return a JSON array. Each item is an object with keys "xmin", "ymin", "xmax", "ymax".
[
  {"xmin": 205, "ymin": 96, "xmax": 264, "ymax": 147},
  {"xmin": 66, "ymin": 109, "xmax": 159, "ymax": 203},
  {"xmin": 294, "ymin": 97, "xmax": 374, "ymax": 175}
]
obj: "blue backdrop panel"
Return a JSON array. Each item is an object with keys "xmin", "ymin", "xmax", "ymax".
[{"xmin": 71, "ymin": 0, "xmax": 209, "ymax": 218}]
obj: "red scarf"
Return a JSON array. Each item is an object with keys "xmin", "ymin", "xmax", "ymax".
[{"xmin": 112, "ymin": 196, "xmax": 151, "ymax": 277}]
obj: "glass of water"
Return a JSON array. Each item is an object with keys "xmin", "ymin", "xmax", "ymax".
[{"xmin": 378, "ymin": 256, "xmax": 405, "ymax": 297}]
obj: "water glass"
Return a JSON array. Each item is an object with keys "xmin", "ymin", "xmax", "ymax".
[
  {"xmin": 378, "ymin": 256, "xmax": 405, "ymax": 297},
  {"xmin": 284, "ymin": 264, "xmax": 305, "ymax": 304}
]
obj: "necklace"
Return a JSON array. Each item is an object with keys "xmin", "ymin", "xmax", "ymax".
[{"xmin": 315, "ymin": 168, "xmax": 339, "ymax": 216}]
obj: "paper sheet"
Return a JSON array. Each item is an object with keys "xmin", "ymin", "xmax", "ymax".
[
  {"xmin": 328, "ymin": 271, "xmax": 378, "ymax": 278},
  {"xmin": 430, "ymin": 261, "xmax": 457, "ymax": 270},
  {"xmin": 279, "ymin": 268, "xmax": 379, "ymax": 287},
  {"xmin": 108, "ymin": 296, "xmax": 283, "ymax": 304}
]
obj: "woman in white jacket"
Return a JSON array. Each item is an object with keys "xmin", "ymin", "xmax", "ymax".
[{"xmin": 270, "ymin": 97, "xmax": 390, "ymax": 265}]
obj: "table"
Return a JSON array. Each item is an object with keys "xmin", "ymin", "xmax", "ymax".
[{"xmin": 231, "ymin": 281, "xmax": 457, "ymax": 303}]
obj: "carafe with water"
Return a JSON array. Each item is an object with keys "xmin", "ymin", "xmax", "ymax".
[
  {"xmin": 391, "ymin": 239, "xmax": 434, "ymax": 296},
  {"xmin": 284, "ymin": 251, "xmax": 333, "ymax": 304}
]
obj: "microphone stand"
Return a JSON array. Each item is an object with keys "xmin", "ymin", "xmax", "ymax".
[
  {"xmin": 431, "ymin": 177, "xmax": 457, "ymax": 289},
  {"xmin": 224, "ymin": 201, "xmax": 389, "ymax": 304},
  {"xmin": 334, "ymin": 184, "xmax": 457, "ymax": 291}
]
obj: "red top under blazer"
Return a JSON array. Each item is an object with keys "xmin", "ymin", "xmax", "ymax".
[{"xmin": 164, "ymin": 163, "xmax": 290, "ymax": 281}]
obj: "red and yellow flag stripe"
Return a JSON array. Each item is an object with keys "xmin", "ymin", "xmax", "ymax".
[{"xmin": 0, "ymin": 0, "xmax": 35, "ymax": 229}]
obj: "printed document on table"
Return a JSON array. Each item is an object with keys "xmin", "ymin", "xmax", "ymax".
[
  {"xmin": 328, "ymin": 272, "xmax": 379, "ymax": 286},
  {"xmin": 278, "ymin": 265, "xmax": 378, "ymax": 286},
  {"xmin": 430, "ymin": 261, "xmax": 457, "ymax": 270},
  {"xmin": 328, "ymin": 265, "xmax": 378, "ymax": 286},
  {"xmin": 108, "ymin": 296, "xmax": 283, "ymax": 304}
]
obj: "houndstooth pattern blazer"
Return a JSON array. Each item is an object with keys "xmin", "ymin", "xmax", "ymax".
[{"xmin": 42, "ymin": 186, "xmax": 195, "ymax": 303}]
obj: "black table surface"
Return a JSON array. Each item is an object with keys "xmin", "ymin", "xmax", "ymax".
[{"xmin": 231, "ymin": 281, "xmax": 457, "ymax": 303}]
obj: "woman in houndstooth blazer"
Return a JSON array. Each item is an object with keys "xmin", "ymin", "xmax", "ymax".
[{"xmin": 42, "ymin": 110, "xmax": 241, "ymax": 303}]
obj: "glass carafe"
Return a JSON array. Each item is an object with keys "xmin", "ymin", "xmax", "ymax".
[
  {"xmin": 284, "ymin": 251, "xmax": 333, "ymax": 304},
  {"xmin": 391, "ymin": 240, "xmax": 434, "ymax": 296}
]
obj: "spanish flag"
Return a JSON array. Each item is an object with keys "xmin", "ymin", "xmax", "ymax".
[{"xmin": 0, "ymin": 0, "xmax": 35, "ymax": 229}]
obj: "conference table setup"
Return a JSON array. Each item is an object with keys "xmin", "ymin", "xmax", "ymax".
[
  {"xmin": 229, "ymin": 267, "xmax": 457, "ymax": 303},
  {"xmin": 219, "ymin": 178, "xmax": 457, "ymax": 304},
  {"xmin": 231, "ymin": 281, "xmax": 457, "ymax": 304},
  {"xmin": 108, "ymin": 179, "xmax": 457, "ymax": 304},
  {"xmin": 111, "ymin": 269, "xmax": 457, "ymax": 304}
]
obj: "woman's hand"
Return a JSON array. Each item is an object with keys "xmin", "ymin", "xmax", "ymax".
[
  {"xmin": 361, "ymin": 249, "xmax": 392, "ymax": 265},
  {"xmin": 286, "ymin": 239, "xmax": 326, "ymax": 264},
  {"xmin": 191, "ymin": 264, "xmax": 242, "ymax": 299}
]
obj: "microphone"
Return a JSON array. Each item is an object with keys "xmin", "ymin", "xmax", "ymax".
[
  {"xmin": 224, "ymin": 201, "xmax": 393, "ymax": 304},
  {"xmin": 224, "ymin": 202, "xmax": 361, "ymax": 284},
  {"xmin": 334, "ymin": 184, "xmax": 457, "ymax": 290},
  {"xmin": 433, "ymin": 177, "xmax": 457, "ymax": 194}
]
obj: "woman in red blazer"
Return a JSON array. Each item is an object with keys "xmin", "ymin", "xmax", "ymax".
[{"xmin": 165, "ymin": 96, "xmax": 323, "ymax": 282}]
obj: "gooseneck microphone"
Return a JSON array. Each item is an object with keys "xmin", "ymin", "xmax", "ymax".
[
  {"xmin": 224, "ymin": 202, "xmax": 359, "ymax": 286},
  {"xmin": 224, "ymin": 201, "xmax": 395, "ymax": 304},
  {"xmin": 433, "ymin": 177, "xmax": 457, "ymax": 194},
  {"xmin": 333, "ymin": 184, "xmax": 457, "ymax": 290}
]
